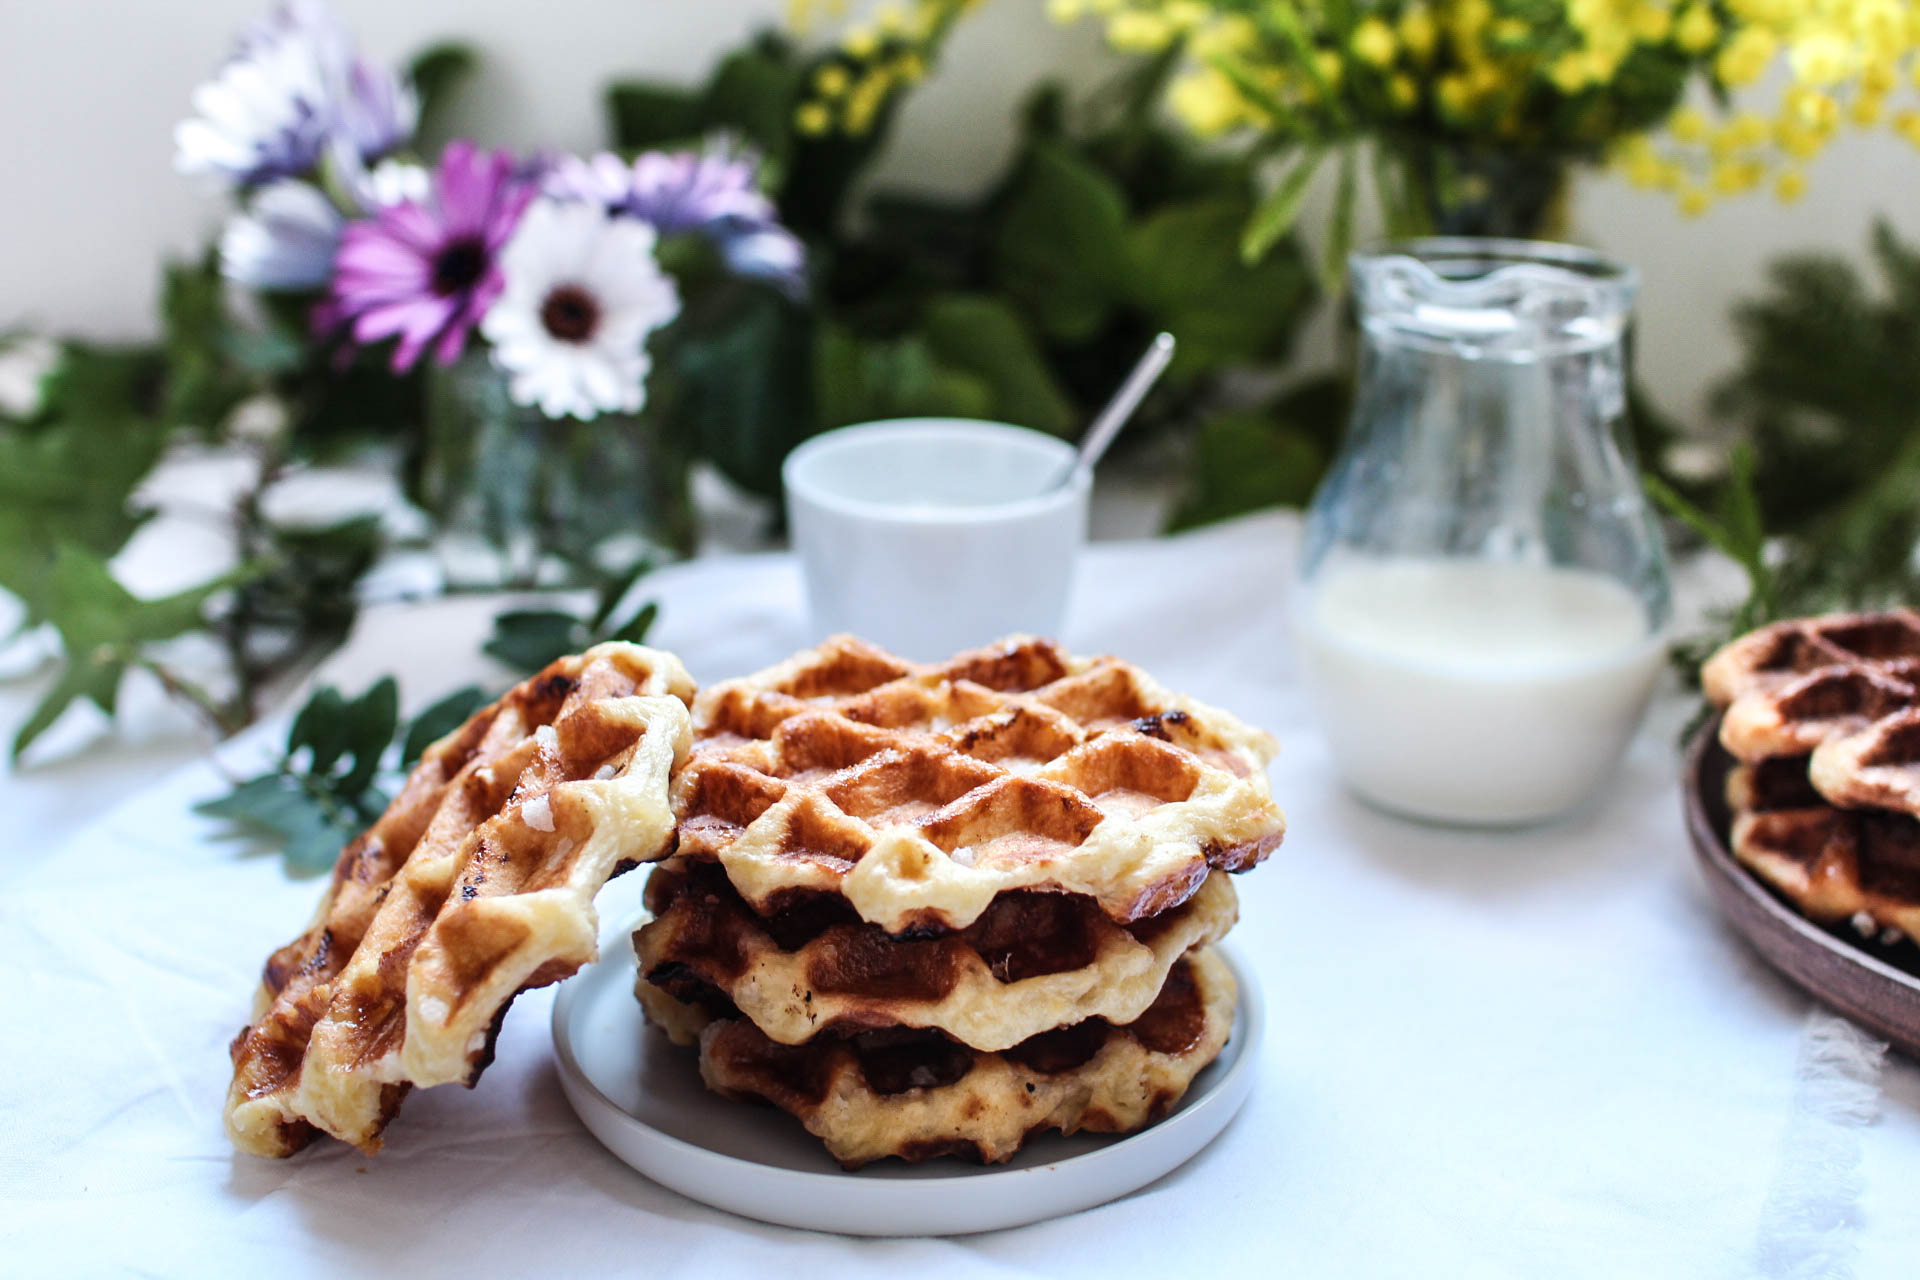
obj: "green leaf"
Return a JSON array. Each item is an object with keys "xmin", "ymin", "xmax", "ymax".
[
  {"xmin": 920, "ymin": 294, "xmax": 1076, "ymax": 437},
  {"xmin": 992, "ymin": 141, "xmax": 1131, "ymax": 342},
  {"xmin": 606, "ymin": 82, "xmax": 709, "ymax": 151},
  {"xmin": 1322, "ymin": 147, "xmax": 1358, "ymax": 292},
  {"xmin": 814, "ymin": 325, "xmax": 992, "ymax": 431},
  {"xmin": 10, "ymin": 548, "xmax": 261, "ymax": 760},
  {"xmin": 1125, "ymin": 199, "xmax": 1315, "ymax": 375},
  {"xmin": 1242, "ymin": 148, "xmax": 1324, "ymax": 265},
  {"xmin": 196, "ymin": 772, "xmax": 382, "ymax": 878},
  {"xmin": 197, "ymin": 677, "xmax": 400, "ymax": 875},
  {"xmin": 609, "ymin": 600, "xmax": 659, "ymax": 647},
  {"xmin": 701, "ymin": 44, "xmax": 804, "ymax": 170},
  {"xmin": 408, "ymin": 42, "xmax": 478, "ymax": 147},
  {"xmin": 0, "ymin": 416, "xmax": 165, "ymax": 612},
  {"xmin": 1168, "ymin": 408, "xmax": 1330, "ymax": 532},
  {"xmin": 483, "ymin": 609, "xmax": 589, "ymax": 675},
  {"xmin": 160, "ymin": 256, "xmax": 252, "ymax": 432},
  {"xmin": 401, "ymin": 684, "xmax": 490, "ymax": 766},
  {"xmin": 671, "ymin": 286, "xmax": 816, "ymax": 499}
]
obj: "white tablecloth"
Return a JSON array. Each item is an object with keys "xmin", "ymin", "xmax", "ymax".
[{"xmin": 5, "ymin": 512, "xmax": 1918, "ymax": 1277}]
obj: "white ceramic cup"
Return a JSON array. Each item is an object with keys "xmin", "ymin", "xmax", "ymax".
[{"xmin": 782, "ymin": 419, "xmax": 1090, "ymax": 659}]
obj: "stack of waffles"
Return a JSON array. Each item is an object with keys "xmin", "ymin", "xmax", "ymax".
[
  {"xmin": 220, "ymin": 634, "xmax": 1287, "ymax": 1166},
  {"xmin": 1704, "ymin": 609, "xmax": 1920, "ymax": 948},
  {"xmin": 632, "ymin": 636, "xmax": 1287, "ymax": 1168}
]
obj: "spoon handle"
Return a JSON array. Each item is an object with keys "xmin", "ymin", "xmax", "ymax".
[{"xmin": 1057, "ymin": 332, "xmax": 1176, "ymax": 488}]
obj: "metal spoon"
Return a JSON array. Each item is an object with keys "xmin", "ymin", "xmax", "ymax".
[{"xmin": 1051, "ymin": 331, "xmax": 1176, "ymax": 489}]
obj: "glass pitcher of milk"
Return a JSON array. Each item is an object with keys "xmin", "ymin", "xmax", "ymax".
[{"xmin": 1297, "ymin": 239, "xmax": 1670, "ymax": 826}]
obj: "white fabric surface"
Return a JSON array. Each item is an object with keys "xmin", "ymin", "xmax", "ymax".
[{"xmin": 5, "ymin": 511, "xmax": 1920, "ymax": 1277}]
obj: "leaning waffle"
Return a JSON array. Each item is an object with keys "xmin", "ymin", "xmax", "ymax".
[
  {"xmin": 225, "ymin": 644, "xmax": 695, "ymax": 1157},
  {"xmin": 654, "ymin": 947, "xmax": 1237, "ymax": 1169},
  {"xmin": 634, "ymin": 858, "xmax": 1238, "ymax": 1051},
  {"xmin": 674, "ymin": 635, "xmax": 1284, "ymax": 933}
]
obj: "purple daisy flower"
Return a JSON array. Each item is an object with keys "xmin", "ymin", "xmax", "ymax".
[
  {"xmin": 324, "ymin": 141, "xmax": 534, "ymax": 371},
  {"xmin": 545, "ymin": 143, "xmax": 806, "ymax": 293}
]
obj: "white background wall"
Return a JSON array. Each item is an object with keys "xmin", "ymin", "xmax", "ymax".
[{"xmin": 5, "ymin": 0, "xmax": 1920, "ymax": 428}]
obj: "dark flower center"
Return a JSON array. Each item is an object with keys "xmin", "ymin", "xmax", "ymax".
[
  {"xmin": 431, "ymin": 236, "xmax": 488, "ymax": 296},
  {"xmin": 539, "ymin": 285, "xmax": 601, "ymax": 343}
]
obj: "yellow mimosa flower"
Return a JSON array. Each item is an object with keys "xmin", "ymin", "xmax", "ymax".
[
  {"xmin": 1675, "ymin": 5, "xmax": 1718, "ymax": 52},
  {"xmin": 1775, "ymin": 169, "xmax": 1807, "ymax": 201},
  {"xmin": 1630, "ymin": 3, "xmax": 1673, "ymax": 42},
  {"xmin": 1679, "ymin": 185, "xmax": 1711, "ymax": 215},
  {"xmin": 1716, "ymin": 27, "xmax": 1778, "ymax": 86},
  {"xmin": 814, "ymin": 64, "xmax": 851, "ymax": 97},
  {"xmin": 1670, "ymin": 105, "xmax": 1708, "ymax": 140},
  {"xmin": 1168, "ymin": 68, "xmax": 1247, "ymax": 136},
  {"xmin": 794, "ymin": 101, "xmax": 834, "ymax": 135},
  {"xmin": 1398, "ymin": 6, "xmax": 1439, "ymax": 60},
  {"xmin": 1789, "ymin": 30, "xmax": 1854, "ymax": 86},
  {"xmin": 1353, "ymin": 17, "xmax": 1398, "ymax": 66},
  {"xmin": 1107, "ymin": 9, "xmax": 1175, "ymax": 51}
]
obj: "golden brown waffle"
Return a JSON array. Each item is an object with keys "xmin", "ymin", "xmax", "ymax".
[
  {"xmin": 674, "ymin": 635, "xmax": 1284, "ymax": 934},
  {"xmin": 1729, "ymin": 803, "xmax": 1920, "ymax": 944},
  {"xmin": 1705, "ymin": 610, "xmax": 1920, "ymax": 762},
  {"xmin": 634, "ymin": 858, "xmax": 1237, "ymax": 1051},
  {"xmin": 225, "ymin": 644, "xmax": 695, "ymax": 1157},
  {"xmin": 1811, "ymin": 706, "xmax": 1920, "ymax": 816},
  {"xmin": 650, "ymin": 947, "xmax": 1236, "ymax": 1169}
]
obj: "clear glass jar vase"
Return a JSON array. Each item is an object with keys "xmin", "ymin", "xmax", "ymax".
[
  {"xmin": 419, "ymin": 351, "xmax": 695, "ymax": 588},
  {"xmin": 1296, "ymin": 239, "xmax": 1671, "ymax": 826}
]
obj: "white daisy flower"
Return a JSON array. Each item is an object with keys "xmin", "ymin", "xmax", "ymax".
[{"xmin": 481, "ymin": 199, "xmax": 681, "ymax": 421}]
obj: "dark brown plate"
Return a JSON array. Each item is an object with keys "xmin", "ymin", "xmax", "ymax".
[{"xmin": 1685, "ymin": 715, "xmax": 1920, "ymax": 1058}]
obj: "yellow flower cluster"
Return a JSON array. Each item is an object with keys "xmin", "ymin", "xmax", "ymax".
[
  {"xmin": 1052, "ymin": 0, "xmax": 1920, "ymax": 214},
  {"xmin": 1633, "ymin": 0, "xmax": 1920, "ymax": 212},
  {"xmin": 793, "ymin": 0, "xmax": 981, "ymax": 136}
]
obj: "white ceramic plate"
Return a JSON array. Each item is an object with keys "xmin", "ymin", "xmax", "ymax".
[{"xmin": 551, "ymin": 919, "xmax": 1263, "ymax": 1237}]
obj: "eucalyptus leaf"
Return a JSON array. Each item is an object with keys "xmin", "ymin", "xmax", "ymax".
[
  {"xmin": 401, "ymin": 684, "xmax": 490, "ymax": 765},
  {"xmin": 483, "ymin": 609, "xmax": 588, "ymax": 675}
]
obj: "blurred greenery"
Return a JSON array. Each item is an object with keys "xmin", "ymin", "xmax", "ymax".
[{"xmin": 606, "ymin": 35, "xmax": 1317, "ymax": 505}]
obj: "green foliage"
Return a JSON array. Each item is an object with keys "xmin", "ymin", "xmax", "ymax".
[
  {"xmin": 483, "ymin": 559, "xmax": 662, "ymax": 674},
  {"xmin": 1646, "ymin": 222, "xmax": 1920, "ymax": 687},
  {"xmin": 605, "ymin": 41, "xmax": 1320, "ymax": 500},
  {"xmin": 1170, "ymin": 376, "xmax": 1347, "ymax": 530},
  {"xmin": 11, "ymin": 547, "xmax": 262, "ymax": 760},
  {"xmin": 408, "ymin": 42, "xmax": 478, "ymax": 149},
  {"xmin": 1711, "ymin": 220, "xmax": 1920, "ymax": 536},
  {"xmin": 400, "ymin": 684, "xmax": 491, "ymax": 766},
  {"xmin": 993, "ymin": 142, "xmax": 1133, "ymax": 343},
  {"xmin": 197, "ymin": 678, "xmax": 400, "ymax": 876}
]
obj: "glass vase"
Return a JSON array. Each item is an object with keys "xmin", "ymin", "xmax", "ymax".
[
  {"xmin": 1394, "ymin": 141, "xmax": 1574, "ymax": 240},
  {"xmin": 420, "ymin": 351, "xmax": 695, "ymax": 588},
  {"xmin": 1295, "ymin": 238, "xmax": 1671, "ymax": 826}
]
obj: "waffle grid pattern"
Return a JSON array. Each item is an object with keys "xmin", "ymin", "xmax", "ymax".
[
  {"xmin": 673, "ymin": 635, "xmax": 1285, "ymax": 933},
  {"xmin": 224, "ymin": 644, "xmax": 694, "ymax": 1157}
]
